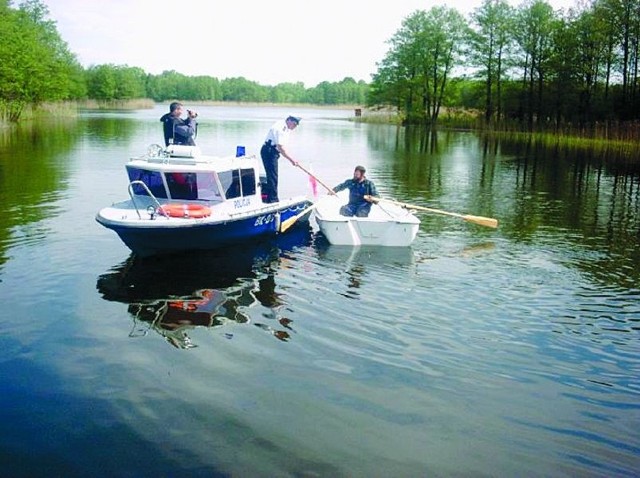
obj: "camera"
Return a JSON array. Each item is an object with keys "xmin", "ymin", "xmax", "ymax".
[{"xmin": 187, "ymin": 109, "xmax": 198, "ymax": 118}]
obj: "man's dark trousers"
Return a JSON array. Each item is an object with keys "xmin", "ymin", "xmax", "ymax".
[{"xmin": 260, "ymin": 142, "xmax": 279, "ymax": 203}]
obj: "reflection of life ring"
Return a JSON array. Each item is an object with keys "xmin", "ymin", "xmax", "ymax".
[
  {"xmin": 168, "ymin": 290, "xmax": 216, "ymax": 312},
  {"xmin": 159, "ymin": 204, "xmax": 212, "ymax": 219}
]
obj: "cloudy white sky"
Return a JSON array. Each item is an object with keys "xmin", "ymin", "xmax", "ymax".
[{"xmin": 44, "ymin": 0, "xmax": 578, "ymax": 87}]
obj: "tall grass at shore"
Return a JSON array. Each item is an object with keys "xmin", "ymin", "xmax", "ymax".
[
  {"xmin": 1, "ymin": 99, "xmax": 156, "ymax": 125},
  {"xmin": 491, "ymin": 130, "xmax": 640, "ymax": 159},
  {"xmin": 1, "ymin": 101, "xmax": 80, "ymax": 125},
  {"xmin": 351, "ymin": 107, "xmax": 402, "ymax": 125},
  {"xmin": 354, "ymin": 107, "xmax": 640, "ymax": 158},
  {"xmin": 77, "ymin": 98, "xmax": 155, "ymax": 110}
]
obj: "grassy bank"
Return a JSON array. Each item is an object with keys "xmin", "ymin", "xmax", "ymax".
[
  {"xmin": 489, "ymin": 130, "xmax": 640, "ymax": 158},
  {"xmin": 354, "ymin": 108, "xmax": 640, "ymax": 156},
  {"xmin": 77, "ymin": 98, "xmax": 155, "ymax": 110},
  {"xmin": 1, "ymin": 99, "xmax": 362, "ymax": 125},
  {"xmin": 1, "ymin": 99, "xmax": 157, "ymax": 125},
  {"xmin": 1, "ymin": 101, "xmax": 81, "ymax": 126}
]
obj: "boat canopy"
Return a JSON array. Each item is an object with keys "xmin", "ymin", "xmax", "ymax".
[{"xmin": 125, "ymin": 145, "xmax": 260, "ymax": 202}]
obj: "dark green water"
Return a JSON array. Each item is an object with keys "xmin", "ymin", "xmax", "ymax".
[{"xmin": 1, "ymin": 106, "xmax": 639, "ymax": 477}]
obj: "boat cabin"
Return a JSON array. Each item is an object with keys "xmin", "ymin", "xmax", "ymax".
[{"xmin": 126, "ymin": 144, "xmax": 264, "ymax": 204}]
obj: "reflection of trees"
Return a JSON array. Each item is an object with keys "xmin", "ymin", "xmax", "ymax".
[
  {"xmin": 497, "ymin": 136, "xmax": 640, "ymax": 289},
  {"xmin": 367, "ymin": 126, "xmax": 498, "ymax": 235},
  {"xmin": 0, "ymin": 119, "xmax": 81, "ymax": 270},
  {"xmin": 96, "ymin": 228, "xmax": 312, "ymax": 348},
  {"xmin": 367, "ymin": 126, "xmax": 639, "ymax": 289},
  {"xmin": 367, "ymin": 125, "xmax": 445, "ymax": 199},
  {"xmin": 83, "ymin": 116, "xmax": 140, "ymax": 144}
]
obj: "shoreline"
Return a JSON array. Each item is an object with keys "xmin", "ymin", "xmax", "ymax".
[
  {"xmin": 4, "ymin": 101, "xmax": 638, "ymax": 154},
  {"xmin": 75, "ymin": 99, "xmax": 365, "ymax": 111}
]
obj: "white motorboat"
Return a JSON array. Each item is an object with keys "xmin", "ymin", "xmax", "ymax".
[
  {"xmin": 313, "ymin": 193, "xmax": 420, "ymax": 246},
  {"xmin": 96, "ymin": 144, "xmax": 312, "ymax": 257}
]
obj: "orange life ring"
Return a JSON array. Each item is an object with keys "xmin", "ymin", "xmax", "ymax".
[{"xmin": 159, "ymin": 203, "xmax": 212, "ymax": 219}]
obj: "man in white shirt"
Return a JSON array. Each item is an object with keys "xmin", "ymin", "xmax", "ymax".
[{"xmin": 259, "ymin": 116, "xmax": 300, "ymax": 203}]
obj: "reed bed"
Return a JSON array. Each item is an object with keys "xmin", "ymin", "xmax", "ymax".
[{"xmin": 77, "ymin": 98, "xmax": 155, "ymax": 110}]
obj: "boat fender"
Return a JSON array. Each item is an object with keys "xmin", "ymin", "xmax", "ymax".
[{"xmin": 158, "ymin": 204, "xmax": 212, "ymax": 219}]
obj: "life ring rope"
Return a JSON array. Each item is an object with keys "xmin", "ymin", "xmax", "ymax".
[{"xmin": 158, "ymin": 203, "xmax": 212, "ymax": 219}]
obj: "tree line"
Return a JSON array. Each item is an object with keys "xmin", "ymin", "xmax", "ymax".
[
  {"xmin": 0, "ymin": 0, "xmax": 367, "ymax": 122},
  {"xmin": 84, "ymin": 66, "xmax": 368, "ymax": 105},
  {"xmin": 369, "ymin": 0, "xmax": 640, "ymax": 130},
  {"xmin": 3, "ymin": 0, "xmax": 639, "ymax": 132}
]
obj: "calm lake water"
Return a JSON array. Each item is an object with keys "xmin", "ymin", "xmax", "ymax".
[{"xmin": 1, "ymin": 105, "xmax": 639, "ymax": 477}]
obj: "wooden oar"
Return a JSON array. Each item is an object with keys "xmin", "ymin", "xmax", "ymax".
[
  {"xmin": 365, "ymin": 195, "xmax": 499, "ymax": 228},
  {"xmin": 280, "ymin": 204, "xmax": 316, "ymax": 233},
  {"xmin": 295, "ymin": 163, "xmax": 335, "ymax": 194}
]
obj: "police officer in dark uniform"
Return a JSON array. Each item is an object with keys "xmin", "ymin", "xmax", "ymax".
[
  {"xmin": 260, "ymin": 116, "xmax": 300, "ymax": 203},
  {"xmin": 160, "ymin": 102, "xmax": 198, "ymax": 146},
  {"xmin": 332, "ymin": 165, "xmax": 379, "ymax": 217}
]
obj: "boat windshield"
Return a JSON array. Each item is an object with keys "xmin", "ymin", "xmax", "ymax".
[
  {"xmin": 165, "ymin": 172, "xmax": 223, "ymax": 201},
  {"xmin": 127, "ymin": 166, "xmax": 224, "ymax": 202}
]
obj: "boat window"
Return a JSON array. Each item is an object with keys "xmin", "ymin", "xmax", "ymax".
[
  {"xmin": 218, "ymin": 169, "xmax": 241, "ymax": 199},
  {"xmin": 165, "ymin": 172, "xmax": 197, "ymax": 200},
  {"xmin": 127, "ymin": 167, "xmax": 167, "ymax": 198},
  {"xmin": 195, "ymin": 173, "xmax": 223, "ymax": 201},
  {"xmin": 240, "ymin": 168, "xmax": 256, "ymax": 196}
]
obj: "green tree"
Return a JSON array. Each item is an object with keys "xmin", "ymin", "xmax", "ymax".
[
  {"xmin": 373, "ymin": 10, "xmax": 427, "ymax": 120},
  {"xmin": 605, "ymin": 0, "xmax": 640, "ymax": 117},
  {"xmin": 370, "ymin": 7, "xmax": 468, "ymax": 124},
  {"xmin": 220, "ymin": 77, "xmax": 268, "ymax": 102},
  {"xmin": 0, "ymin": 0, "xmax": 85, "ymax": 120},
  {"xmin": 513, "ymin": 0, "xmax": 557, "ymax": 129},
  {"xmin": 271, "ymin": 82, "xmax": 306, "ymax": 103},
  {"xmin": 469, "ymin": 0, "xmax": 514, "ymax": 123},
  {"xmin": 86, "ymin": 64, "xmax": 118, "ymax": 100},
  {"xmin": 115, "ymin": 66, "xmax": 146, "ymax": 99}
]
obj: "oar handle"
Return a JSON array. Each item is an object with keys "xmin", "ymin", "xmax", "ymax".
[
  {"xmin": 365, "ymin": 196, "xmax": 499, "ymax": 229},
  {"xmin": 296, "ymin": 163, "xmax": 335, "ymax": 194}
]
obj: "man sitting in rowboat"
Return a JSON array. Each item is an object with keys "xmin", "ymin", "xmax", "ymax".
[{"xmin": 332, "ymin": 165, "xmax": 379, "ymax": 217}]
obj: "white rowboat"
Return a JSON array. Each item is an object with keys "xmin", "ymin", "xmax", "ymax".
[{"xmin": 314, "ymin": 194, "xmax": 420, "ymax": 246}]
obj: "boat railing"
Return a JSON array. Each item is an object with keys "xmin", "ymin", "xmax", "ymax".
[{"xmin": 127, "ymin": 180, "xmax": 166, "ymax": 219}]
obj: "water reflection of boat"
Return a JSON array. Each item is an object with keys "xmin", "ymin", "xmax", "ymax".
[
  {"xmin": 314, "ymin": 238, "xmax": 416, "ymax": 296},
  {"xmin": 315, "ymin": 240, "xmax": 417, "ymax": 267},
  {"xmin": 96, "ymin": 226, "xmax": 312, "ymax": 348}
]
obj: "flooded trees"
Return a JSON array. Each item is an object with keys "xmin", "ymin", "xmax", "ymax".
[
  {"xmin": 469, "ymin": 0, "xmax": 514, "ymax": 124},
  {"xmin": 371, "ymin": 0, "xmax": 640, "ymax": 132},
  {"xmin": 369, "ymin": 7, "xmax": 467, "ymax": 126}
]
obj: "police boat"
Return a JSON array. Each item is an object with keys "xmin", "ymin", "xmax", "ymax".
[{"xmin": 96, "ymin": 144, "xmax": 313, "ymax": 257}]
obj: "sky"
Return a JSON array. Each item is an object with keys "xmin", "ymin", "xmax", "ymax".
[{"xmin": 44, "ymin": 0, "xmax": 578, "ymax": 87}]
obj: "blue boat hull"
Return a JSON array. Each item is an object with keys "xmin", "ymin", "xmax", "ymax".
[{"xmin": 103, "ymin": 200, "xmax": 313, "ymax": 257}]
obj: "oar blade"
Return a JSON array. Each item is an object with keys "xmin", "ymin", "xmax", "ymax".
[
  {"xmin": 279, "ymin": 216, "xmax": 297, "ymax": 233},
  {"xmin": 463, "ymin": 215, "xmax": 499, "ymax": 228},
  {"xmin": 279, "ymin": 205, "xmax": 315, "ymax": 233}
]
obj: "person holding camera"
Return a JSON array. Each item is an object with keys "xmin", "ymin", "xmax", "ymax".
[
  {"xmin": 259, "ymin": 115, "xmax": 301, "ymax": 203},
  {"xmin": 160, "ymin": 102, "xmax": 198, "ymax": 146}
]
